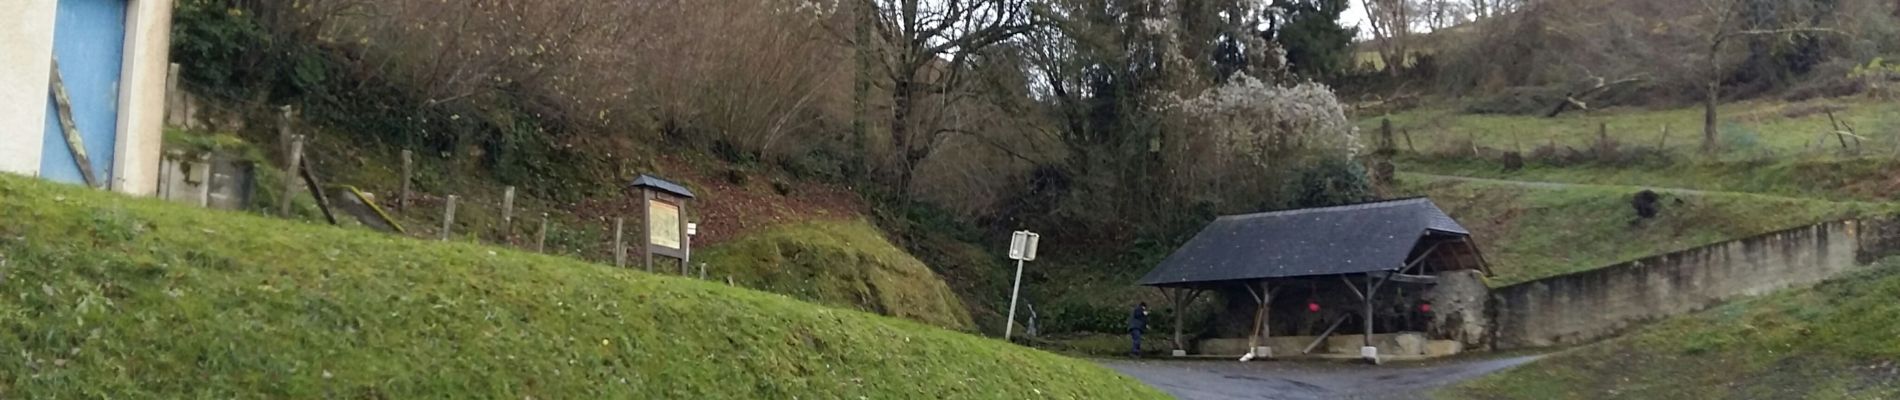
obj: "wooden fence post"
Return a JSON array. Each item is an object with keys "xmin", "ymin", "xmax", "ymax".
[
  {"xmin": 197, "ymin": 153, "xmax": 213, "ymax": 208},
  {"xmin": 280, "ymin": 135, "xmax": 305, "ymax": 216},
  {"xmin": 1379, "ymin": 118, "xmax": 1395, "ymax": 153},
  {"xmin": 165, "ymin": 63, "xmax": 181, "ymax": 126},
  {"xmin": 536, "ymin": 213, "xmax": 550, "ymax": 253},
  {"xmin": 1597, "ymin": 123, "xmax": 1611, "ymax": 158},
  {"xmin": 613, "ymin": 218, "xmax": 627, "ymax": 267},
  {"xmin": 398, "ymin": 150, "xmax": 413, "ymax": 211},
  {"xmin": 501, "ymin": 186, "xmax": 516, "ymax": 234},
  {"xmin": 440, "ymin": 195, "xmax": 458, "ymax": 241}
]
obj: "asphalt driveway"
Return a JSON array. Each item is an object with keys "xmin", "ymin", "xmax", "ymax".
[{"xmin": 1101, "ymin": 354, "xmax": 1543, "ymax": 400}]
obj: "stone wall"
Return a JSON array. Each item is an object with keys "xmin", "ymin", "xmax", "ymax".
[
  {"xmin": 1424, "ymin": 270, "xmax": 1489, "ymax": 347},
  {"xmin": 1491, "ymin": 220, "xmax": 1865, "ymax": 349}
]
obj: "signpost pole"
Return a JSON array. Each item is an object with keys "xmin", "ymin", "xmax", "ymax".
[{"xmin": 1005, "ymin": 257, "xmax": 1026, "ymax": 341}]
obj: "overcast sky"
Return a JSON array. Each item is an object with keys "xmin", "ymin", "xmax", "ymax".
[{"xmin": 1339, "ymin": 2, "xmax": 1372, "ymax": 40}]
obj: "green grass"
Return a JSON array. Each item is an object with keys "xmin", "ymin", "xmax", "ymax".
[
  {"xmin": 698, "ymin": 219, "xmax": 975, "ymax": 331},
  {"xmin": 1397, "ymin": 174, "xmax": 1872, "ymax": 286},
  {"xmin": 1363, "ymin": 98, "xmax": 1900, "ymax": 158},
  {"xmin": 1399, "ymin": 154, "xmax": 1900, "ymax": 203},
  {"xmin": 0, "ymin": 174, "xmax": 1160, "ymax": 399},
  {"xmin": 1438, "ymin": 260, "xmax": 1900, "ymax": 399}
]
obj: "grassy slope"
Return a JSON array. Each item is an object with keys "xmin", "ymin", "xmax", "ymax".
[
  {"xmin": 0, "ymin": 174, "xmax": 1159, "ymax": 399},
  {"xmin": 1398, "ymin": 155, "xmax": 1900, "ymax": 202},
  {"xmin": 1397, "ymin": 174, "xmax": 1870, "ymax": 286},
  {"xmin": 1440, "ymin": 260, "xmax": 1900, "ymax": 400},
  {"xmin": 1371, "ymin": 99, "xmax": 1900, "ymax": 202},
  {"xmin": 1361, "ymin": 98, "xmax": 1900, "ymax": 157},
  {"xmin": 698, "ymin": 220, "xmax": 975, "ymax": 331}
]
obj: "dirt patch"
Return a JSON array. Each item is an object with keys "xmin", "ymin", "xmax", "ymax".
[{"xmin": 572, "ymin": 155, "xmax": 868, "ymax": 246}]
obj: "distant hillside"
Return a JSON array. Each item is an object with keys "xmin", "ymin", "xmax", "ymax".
[{"xmin": 0, "ymin": 174, "xmax": 1158, "ymax": 398}]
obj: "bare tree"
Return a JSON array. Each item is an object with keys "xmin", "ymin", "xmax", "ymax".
[
  {"xmin": 861, "ymin": 0, "xmax": 1036, "ymax": 191},
  {"xmin": 1361, "ymin": 0, "xmax": 1414, "ymax": 76},
  {"xmin": 1691, "ymin": 0, "xmax": 1839, "ymax": 152}
]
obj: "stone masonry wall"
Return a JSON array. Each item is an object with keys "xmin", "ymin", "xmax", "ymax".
[{"xmin": 1490, "ymin": 220, "xmax": 1865, "ymax": 349}]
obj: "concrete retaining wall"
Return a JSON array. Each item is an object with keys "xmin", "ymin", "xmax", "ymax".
[{"xmin": 1491, "ymin": 220, "xmax": 1865, "ymax": 349}]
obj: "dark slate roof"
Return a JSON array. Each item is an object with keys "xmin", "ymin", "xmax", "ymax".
[
  {"xmin": 629, "ymin": 175, "xmax": 695, "ymax": 198},
  {"xmin": 1138, "ymin": 198, "xmax": 1468, "ymax": 287}
]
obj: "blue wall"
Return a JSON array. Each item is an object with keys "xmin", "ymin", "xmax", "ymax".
[{"xmin": 40, "ymin": 0, "xmax": 128, "ymax": 186}]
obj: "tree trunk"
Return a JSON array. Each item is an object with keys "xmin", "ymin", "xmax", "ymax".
[
  {"xmin": 1704, "ymin": 81, "xmax": 1719, "ymax": 153},
  {"xmin": 1703, "ymin": 41, "xmax": 1723, "ymax": 154},
  {"xmin": 890, "ymin": 79, "xmax": 916, "ymax": 191},
  {"xmin": 852, "ymin": 0, "xmax": 874, "ymax": 177}
]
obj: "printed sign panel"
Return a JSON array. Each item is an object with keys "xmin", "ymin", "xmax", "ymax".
[{"xmin": 649, "ymin": 200, "xmax": 681, "ymax": 249}]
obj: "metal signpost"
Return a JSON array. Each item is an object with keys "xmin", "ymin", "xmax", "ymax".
[{"xmin": 1004, "ymin": 230, "xmax": 1040, "ymax": 340}]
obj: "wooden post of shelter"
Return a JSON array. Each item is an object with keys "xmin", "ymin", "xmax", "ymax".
[
  {"xmin": 1161, "ymin": 287, "xmax": 1204, "ymax": 355},
  {"xmin": 1243, "ymin": 281, "xmax": 1273, "ymax": 358}
]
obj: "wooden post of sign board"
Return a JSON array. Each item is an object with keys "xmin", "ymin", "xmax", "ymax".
[{"xmin": 642, "ymin": 191, "xmax": 654, "ymax": 272}]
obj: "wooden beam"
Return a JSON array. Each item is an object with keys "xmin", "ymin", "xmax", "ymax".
[
  {"xmin": 1383, "ymin": 273, "xmax": 1439, "ymax": 284},
  {"xmin": 47, "ymin": 58, "xmax": 100, "ymax": 188},
  {"xmin": 1341, "ymin": 275, "xmax": 1366, "ymax": 301},
  {"xmin": 1402, "ymin": 242, "xmax": 1443, "ymax": 273},
  {"xmin": 1362, "ymin": 271, "xmax": 1396, "ymax": 349},
  {"xmin": 1302, "ymin": 317, "xmax": 1350, "ymax": 354},
  {"xmin": 1463, "ymin": 239, "xmax": 1497, "ymax": 277},
  {"xmin": 300, "ymin": 158, "xmax": 339, "ymax": 225}
]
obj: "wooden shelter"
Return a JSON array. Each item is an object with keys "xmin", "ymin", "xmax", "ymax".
[{"xmin": 1138, "ymin": 198, "xmax": 1491, "ymax": 359}]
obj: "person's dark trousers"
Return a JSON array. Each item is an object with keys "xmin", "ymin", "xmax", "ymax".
[{"xmin": 1130, "ymin": 328, "xmax": 1143, "ymax": 357}]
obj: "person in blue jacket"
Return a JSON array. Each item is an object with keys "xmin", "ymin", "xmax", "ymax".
[{"xmin": 1129, "ymin": 302, "xmax": 1149, "ymax": 358}]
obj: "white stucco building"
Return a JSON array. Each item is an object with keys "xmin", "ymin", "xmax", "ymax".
[{"xmin": 2, "ymin": 0, "xmax": 172, "ymax": 195}]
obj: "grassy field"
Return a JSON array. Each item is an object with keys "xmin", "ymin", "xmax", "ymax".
[
  {"xmin": 698, "ymin": 219, "xmax": 975, "ymax": 331},
  {"xmin": 1397, "ymin": 174, "xmax": 1873, "ymax": 286},
  {"xmin": 1399, "ymin": 155, "xmax": 1900, "ymax": 202},
  {"xmin": 0, "ymin": 174, "xmax": 1161, "ymax": 398},
  {"xmin": 1439, "ymin": 260, "xmax": 1900, "ymax": 399},
  {"xmin": 1362, "ymin": 98, "xmax": 1900, "ymax": 158}
]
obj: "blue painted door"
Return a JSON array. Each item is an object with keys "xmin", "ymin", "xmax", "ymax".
[{"xmin": 40, "ymin": 0, "xmax": 128, "ymax": 185}]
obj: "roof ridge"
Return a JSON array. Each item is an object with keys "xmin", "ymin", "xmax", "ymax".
[{"xmin": 1220, "ymin": 197, "xmax": 1432, "ymax": 220}]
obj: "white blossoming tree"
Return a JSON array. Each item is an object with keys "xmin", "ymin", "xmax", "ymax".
[{"xmin": 1164, "ymin": 72, "xmax": 1364, "ymax": 208}]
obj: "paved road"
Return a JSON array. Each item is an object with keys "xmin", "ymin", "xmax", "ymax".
[{"xmin": 1102, "ymin": 355, "xmax": 1543, "ymax": 400}]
